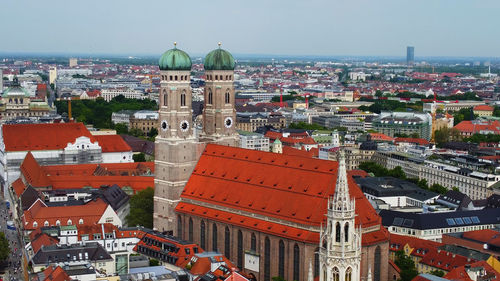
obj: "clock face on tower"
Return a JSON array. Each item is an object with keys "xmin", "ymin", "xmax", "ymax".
[
  {"xmin": 161, "ymin": 120, "xmax": 169, "ymax": 131},
  {"xmin": 224, "ymin": 117, "xmax": 233, "ymax": 128},
  {"xmin": 180, "ymin": 120, "xmax": 190, "ymax": 132}
]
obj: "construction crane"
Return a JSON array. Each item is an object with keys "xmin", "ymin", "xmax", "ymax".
[{"xmin": 143, "ymin": 74, "xmax": 160, "ymax": 92}]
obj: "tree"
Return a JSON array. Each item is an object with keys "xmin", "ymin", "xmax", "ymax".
[
  {"xmin": 272, "ymin": 277, "xmax": 287, "ymax": 281},
  {"xmin": 149, "ymin": 258, "xmax": 160, "ymax": 266},
  {"xmin": 288, "ymin": 122, "xmax": 327, "ymax": 130},
  {"xmin": 394, "ymin": 250, "xmax": 418, "ymax": 281},
  {"xmin": 114, "ymin": 123, "xmax": 129, "ymax": 135},
  {"xmin": 126, "ymin": 187, "xmax": 154, "ymax": 228},
  {"xmin": 0, "ymin": 232, "xmax": 10, "ymax": 262},
  {"xmin": 129, "ymin": 128, "xmax": 145, "ymax": 137},
  {"xmin": 429, "ymin": 183, "xmax": 448, "ymax": 195},
  {"xmin": 148, "ymin": 128, "xmax": 158, "ymax": 140},
  {"xmin": 133, "ymin": 153, "xmax": 146, "ymax": 163},
  {"xmin": 429, "ymin": 270, "xmax": 445, "ymax": 277},
  {"xmin": 388, "ymin": 166, "xmax": 406, "ymax": 179}
]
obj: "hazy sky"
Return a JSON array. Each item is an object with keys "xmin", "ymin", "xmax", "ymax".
[{"xmin": 2, "ymin": 0, "xmax": 499, "ymax": 57}]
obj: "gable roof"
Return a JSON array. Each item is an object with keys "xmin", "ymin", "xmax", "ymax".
[
  {"xmin": 12, "ymin": 178, "xmax": 27, "ymax": 198},
  {"xmin": 23, "ymin": 198, "xmax": 109, "ymax": 230},
  {"xmin": 20, "ymin": 152, "xmax": 51, "ymax": 187},
  {"xmin": 94, "ymin": 134, "xmax": 132, "ymax": 153},
  {"xmin": 444, "ymin": 261, "xmax": 500, "ymax": 281},
  {"xmin": 2, "ymin": 122, "xmax": 94, "ymax": 151},
  {"xmin": 36, "ymin": 266, "xmax": 71, "ymax": 281},
  {"xmin": 177, "ymin": 144, "xmax": 387, "ymax": 245},
  {"xmin": 31, "ymin": 233, "xmax": 59, "ymax": 254}
]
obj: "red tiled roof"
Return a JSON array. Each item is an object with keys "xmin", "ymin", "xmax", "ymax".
[
  {"xmin": 419, "ymin": 249, "xmax": 474, "ymax": 272},
  {"xmin": 2, "ymin": 123, "xmax": 94, "ymax": 151},
  {"xmin": 190, "ymin": 253, "xmax": 236, "ymax": 276},
  {"xmin": 462, "ymin": 229, "xmax": 500, "ymax": 247},
  {"xmin": 31, "ymin": 233, "xmax": 59, "ymax": 253},
  {"xmin": 94, "ymin": 135, "xmax": 132, "ymax": 153},
  {"xmin": 389, "ymin": 233, "xmax": 443, "ymax": 258},
  {"xmin": 473, "ymin": 105, "xmax": 494, "ymax": 111},
  {"xmin": 282, "ymin": 146, "xmax": 319, "ymax": 158},
  {"xmin": 38, "ymin": 266, "xmax": 71, "ymax": 281},
  {"xmin": 20, "ymin": 152, "xmax": 51, "ymax": 187},
  {"xmin": 12, "ymin": 178, "xmax": 27, "ymax": 198},
  {"xmin": 394, "ymin": 138, "xmax": 430, "ymax": 146},
  {"xmin": 444, "ymin": 261, "xmax": 500, "ymax": 281},
  {"xmin": 23, "ymin": 198, "xmax": 109, "ymax": 231},
  {"xmin": 369, "ymin": 133, "xmax": 395, "ymax": 142},
  {"xmin": 454, "ymin": 121, "xmax": 500, "ymax": 134},
  {"xmin": 176, "ymin": 144, "xmax": 387, "ymax": 245}
]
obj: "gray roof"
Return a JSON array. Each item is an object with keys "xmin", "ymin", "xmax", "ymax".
[
  {"xmin": 416, "ymin": 273, "xmax": 450, "ymax": 281},
  {"xmin": 355, "ymin": 176, "xmax": 438, "ymax": 202},
  {"xmin": 380, "ymin": 208, "xmax": 500, "ymax": 230},
  {"xmin": 31, "ymin": 242, "xmax": 112, "ymax": 265}
]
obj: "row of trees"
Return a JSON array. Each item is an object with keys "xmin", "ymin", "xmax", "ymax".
[
  {"xmin": 54, "ymin": 95, "xmax": 158, "ymax": 129},
  {"xmin": 358, "ymin": 99, "xmax": 423, "ymax": 114},
  {"xmin": 359, "ymin": 161, "xmax": 449, "ymax": 194}
]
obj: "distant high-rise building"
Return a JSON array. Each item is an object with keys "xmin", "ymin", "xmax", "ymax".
[
  {"xmin": 69, "ymin": 58, "xmax": 78, "ymax": 67},
  {"xmin": 49, "ymin": 67, "xmax": 57, "ymax": 85},
  {"xmin": 407, "ymin": 46, "xmax": 415, "ymax": 65},
  {"xmin": 0, "ymin": 69, "xmax": 3, "ymax": 93}
]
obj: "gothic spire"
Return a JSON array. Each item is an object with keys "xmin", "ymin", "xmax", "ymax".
[{"xmin": 332, "ymin": 149, "xmax": 354, "ymax": 212}]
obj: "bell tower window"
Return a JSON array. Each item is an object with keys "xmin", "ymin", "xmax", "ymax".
[
  {"xmin": 181, "ymin": 91, "xmax": 186, "ymax": 107},
  {"xmin": 225, "ymin": 92, "xmax": 230, "ymax": 104},
  {"xmin": 208, "ymin": 90, "xmax": 213, "ymax": 105}
]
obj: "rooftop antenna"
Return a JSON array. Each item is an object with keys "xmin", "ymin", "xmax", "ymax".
[{"xmin": 279, "ymin": 83, "xmax": 284, "ymax": 108}]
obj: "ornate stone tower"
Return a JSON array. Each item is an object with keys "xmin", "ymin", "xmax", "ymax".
[
  {"xmin": 154, "ymin": 44, "xmax": 199, "ymax": 234},
  {"xmin": 319, "ymin": 150, "xmax": 362, "ymax": 281},
  {"xmin": 202, "ymin": 43, "xmax": 239, "ymax": 146}
]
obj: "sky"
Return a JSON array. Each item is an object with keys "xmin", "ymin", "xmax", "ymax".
[{"xmin": 1, "ymin": 0, "xmax": 499, "ymax": 58}]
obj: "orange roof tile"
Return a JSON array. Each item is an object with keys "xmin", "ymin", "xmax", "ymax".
[
  {"xmin": 38, "ymin": 266, "xmax": 71, "ymax": 281},
  {"xmin": 2, "ymin": 123, "xmax": 94, "ymax": 151},
  {"xmin": 190, "ymin": 253, "xmax": 236, "ymax": 276},
  {"xmin": 31, "ymin": 233, "xmax": 59, "ymax": 253},
  {"xmin": 444, "ymin": 261, "xmax": 500, "ymax": 281},
  {"xmin": 462, "ymin": 229, "xmax": 500, "ymax": 247},
  {"xmin": 473, "ymin": 105, "xmax": 494, "ymax": 111},
  {"xmin": 369, "ymin": 133, "xmax": 395, "ymax": 142},
  {"xmin": 176, "ymin": 144, "xmax": 387, "ymax": 245},
  {"xmin": 419, "ymin": 249, "xmax": 474, "ymax": 272},
  {"xmin": 389, "ymin": 233, "xmax": 443, "ymax": 258},
  {"xmin": 12, "ymin": 178, "xmax": 26, "ymax": 198},
  {"xmin": 394, "ymin": 138, "xmax": 430, "ymax": 146},
  {"xmin": 282, "ymin": 146, "xmax": 318, "ymax": 158},
  {"xmin": 20, "ymin": 152, "xmax": 51, "ymax": 187},
  {"xmin": 454, "ymin": 120, "xmax": 500, "ymax": 134},
  {"xmin": 23, "ymin": 198, "xmax": 109, "ymax": 231},
  {"xmin": 94, "ymin": 134, "xmax": 132, "ymax": 153}
]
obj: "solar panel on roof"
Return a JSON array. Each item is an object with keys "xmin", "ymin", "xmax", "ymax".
[
  {"xmin": 393, "ymin": 217, "xmax": 404, "ymax": 226},
  {"xmin": 403, "ymin": 219, "xmax": 414, "ymax": 227},
  {"xmin": 446, "ymin": 218, "xmax": 456, "ymax": 226},
  {"xmin": 463, "ymin": 217, "xmax": 472, "ymax": 224},
  {"xmin": 471, "ymin": 216, "xmax": 480, "ymax": 223},
  {"xmin": 455, "ymin": 218, "xmax": 464, "ymax": 225}
]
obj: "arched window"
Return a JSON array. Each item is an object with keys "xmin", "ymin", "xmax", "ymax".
[
  {"xmin": 177, "ymin": 215, "xmax": 183, "ymax": 239},
  {"xmin": 215, "ymin": 75, "xmax": 218, "ymax": 80},
  {"xmin": 293, "ymin": 244, "xmax": 300, "ymax": 281},
  {"xmin": 169, "ymin": 75, "xmax": 173, "ymax": 80},
  {"xmin": 225, "ymin": 227, "xmax": 230, "ymax": 259},
  {"xmin": 237, "ymin": 230, "xmax": 243, "ymax": 269},
  {"xmin": 345, "ymin": 222, "xmax": 349, "ymax": 242},
  {"xmin": 264, "ymin": 237, "xmax": 271, "ymax": 281},
  {"xmin": 44, "ymin": 221, "xmax": 49, "ymax": 227},
  {"xmin": 200, "ymin": 220, "xmax": 206, "ymax": 249},
  {"xmin": 333, "ymin": 267, "xmax": 340, "ymax": 281},
  {"xmin": 225, "ymin": 91, "xmax": 230, "ymax": 104},
  {"xmin": 335, "ymin": 222, "xmax": 341, "ymax": 242},
  {"xmin": 212, "ymin": 223, "xmax": 218, "ymax": 251},
  {"xmin": 180, "ymin": 91, "xmax": 186, "ymax": 107},
  {"xmin": 175, "ymin": 75, "xmax": 178, "ymax": 81},
  {"xmin": 314, "ymin": 247, "xmax": 320, "ymax": 277},
  {"xmin": 56, "ymin": 220, "xmax": 60, "ymax": 226},
  {"xmin": 189, "ymin": 218, "xmax": 194, "ymax": 242},
  {"xmin": 163, "ymin": 90, "xmax": 167, "ymax": 106},
  {"xmin": 374, "ymin": 246, "xmax": 382, "ymax": 281},
  {"xmin": 251, "ymin": 233, "xmax": 257, "ymax": 252},
  {"xmin": 180, "ymin": 76, "xmax": 183, "ymax": 81},
  {"xmin": 33, "ymin": 222, "xmax": 38, "ymax": 228},
  {"xmin": 79, "ymin": 219, "xmax": 84, "ymax": 225},
  {"xmin": 208, "ymin": 89, "xmax": 213, "ymax": 105},
  {"xmin": 279, "ymin": 240, "xmax": 285, "ymax": 278},
  {"xmin": 345, "ymin": 267, "xmax": 352, "ymax": 281},
  {"xmin": 67, "ymin": 219, "xmax": 72, "ymax": 225}
]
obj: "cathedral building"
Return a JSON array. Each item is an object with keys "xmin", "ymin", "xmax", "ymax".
[
  {"xmin": 153, "ymin": 44, "xmax": 239, "ymax": 233},
  {"xmin": 154, "ymin": 45, "xmax": 389, "ymax": 281}
]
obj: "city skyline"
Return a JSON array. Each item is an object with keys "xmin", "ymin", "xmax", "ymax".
[{"xmin": 2, "ymin": 0, "xmax": 500, "ymax": 58}]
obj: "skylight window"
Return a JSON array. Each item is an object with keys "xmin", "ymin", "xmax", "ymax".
[
  {"xmin": 463, "ymin": 217, "xmax": 472, "ymax": 224},
  {"xmin": 454, "ymin": 218, "xmax": 464, "ymax": 225},
  {"xmin": 471, "ymin": 216, "xmax": 480, "ymax": 223},
  {"xmin": 446, "ymin": 218, "xmax": 455, "ymax": 226}
]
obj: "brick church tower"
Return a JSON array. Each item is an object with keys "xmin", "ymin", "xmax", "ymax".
[{"xmin": 153, "ymin": 44, "xmax": 200, "ymax": 234}]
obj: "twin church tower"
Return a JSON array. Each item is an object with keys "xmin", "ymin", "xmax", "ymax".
[{"xmin": 154, "ymin": 43, "xmax": 239, "ymax": 233}]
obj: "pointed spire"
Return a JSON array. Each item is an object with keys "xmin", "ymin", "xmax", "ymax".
[
  {"xmin": 308, "ymin": 259, "xmax": 313, "ymax": 281},
  {"xmin": 333, "ymin": 149, "xmax": 352, "ymax": 211}
]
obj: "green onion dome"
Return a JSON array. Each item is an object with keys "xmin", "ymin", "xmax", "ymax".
[
  {"xmin": 204, "ymin": 43, "xmax": 235, "ymax": 71},
  {"xmin": 158, "ymin": 43, "xmax": 192, "ymax": 71}
]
